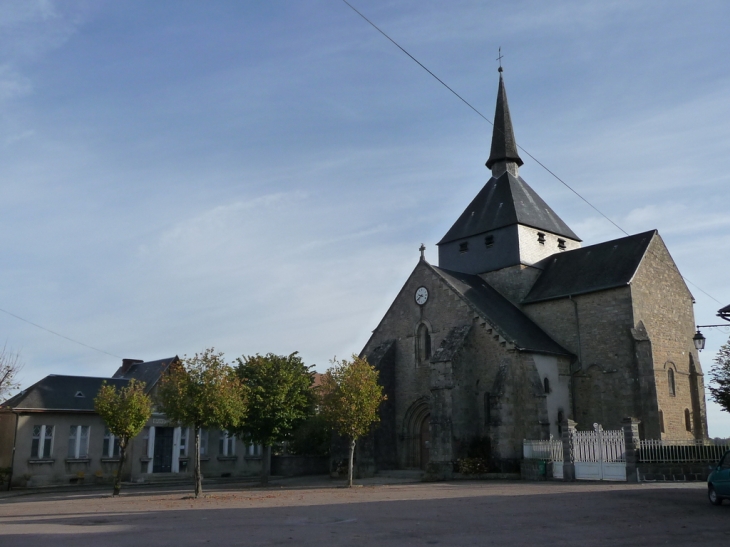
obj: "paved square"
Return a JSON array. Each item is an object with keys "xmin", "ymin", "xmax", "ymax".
[{"xmin": 1, "ymin": 479, "xmax": 728, "ymax": 546}]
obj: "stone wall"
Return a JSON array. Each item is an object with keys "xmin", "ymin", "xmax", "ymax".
[
  {"xmin": 630, "ymin": 234, "xmax": 707, "ymax": 440},
  {"xmin": 271, "ymin": 455, "xmax": 328, "ymax": 477}
]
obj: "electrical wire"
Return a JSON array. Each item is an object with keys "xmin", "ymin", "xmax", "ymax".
[
  {"xmin": 0, "ymin": 306, "xmax": 121, "ymax": 359},
  {"xmin": 340, "ymin": 0, "xmax": 724, "ymax": 306}
]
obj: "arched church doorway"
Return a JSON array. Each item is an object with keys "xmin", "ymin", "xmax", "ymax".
[{"xmin": 402, "ymin": 398, "xmax": 430, "ymax": 469}]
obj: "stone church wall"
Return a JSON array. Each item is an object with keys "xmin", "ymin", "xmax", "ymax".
[
  {"xmin": 629, "ymin": 235, "xmax": 707, "ymax": 440},
  {"xmin": 522, "ymin": 287, "xmax": 640, "ymax": 431}
]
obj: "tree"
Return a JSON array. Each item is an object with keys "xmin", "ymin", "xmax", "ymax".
[
  {"xmin": 319, "ymin": 355, "xmax": 385, "ymax": 487},
  {"xmin": 94, "ymin": 379, "xmax": 152, "ymax": 496},
  {"xmin": 157, "ymin": 348, "xmax": 247, "ymax": 498},
  {"xmin": 233, "ymin": 352, "xmax": 314, "ymax": 485},
  {"xmin": 709, "ymin": 337, "xmax": 730, "ymax": 414},
  {"xmin": 0, "ymin": 345, "xmax": 22, "ymax": 402}
]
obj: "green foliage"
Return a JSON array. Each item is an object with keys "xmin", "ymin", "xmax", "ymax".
[
  {"xmin": 233, "ymin": 352, "xmax": 313, "ymax": 446},
  {"xmin": 94, "ymin": 379, "xmax": 152, "ymax": 443},
  {"xmin": 454, "ymin": 458, "xmax": 491, "ymax": 475},
  {"xmin": 157, "ymin": 348, "xmax": 247, "ymax": 431},
  {"xmin": 0, "ymin": 467, "xmax": 12, "ymax": 485},
  {"xmin": 287, "ymin": 414, "xmax": 331, "ymax": 457},
  {"xmin": 709, "ymin": 337, "xmax": 730, "ymax": 414},
  {"xmin": 319, "ymin": 355, "xmax": 385, "ymax": 442}
]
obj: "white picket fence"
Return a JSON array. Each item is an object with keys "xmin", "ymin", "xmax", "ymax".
[{"xmin": 639, "ymin": 439, "xmax": 730, "ymax": 463}]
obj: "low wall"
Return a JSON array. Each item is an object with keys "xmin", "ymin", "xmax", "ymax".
[
  {"xmin": 271, "ymin": 456, "xmax": 328, "ymax": 477},
  {"xmin": 638, "ymin": 463, "xmax": 713, "ymax": 482}
]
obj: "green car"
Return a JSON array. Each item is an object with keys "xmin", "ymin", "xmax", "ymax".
[{"xmin": 708, "ymin": 450, "xmax": 730, "ymax": 505}]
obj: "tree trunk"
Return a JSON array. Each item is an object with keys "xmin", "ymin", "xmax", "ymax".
[
  {"xmin": 194, "ymin": 427, "xmax": 202, "ymax": 498},
  {"xmin": 260, "ymin": 445, "xmax": 270, "ymax": 486},
  {"xmin": 348, "ymin": 438, "xmax": 356, "ymax": 488},
  {"xmin": 113, "ymin": 438, "xmax": 128, "ymax": 496}
]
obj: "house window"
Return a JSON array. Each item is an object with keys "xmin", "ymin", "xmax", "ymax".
[
  {"xmin": 685, "ymin": 409, "xmax": 692, "ymax": 432},
  {"xmin": 67, "ymin": 426, "xmax": 89, "ymax": 459},
  {"xmin": 537, "ymin": 232, "xmax": 546, "ymax": 245},
  {"xmin": 103, "ymin": 428, "xmax": 120, "ymax": 458},
  {"xmin": 484, "ymin": 235, "xmax": 494, "ymax": 248},
  {"xmin": 417, "ymin": 323, "xmax": 431, "ymax": 364},
  {"xmin": 543, "ymin": 377, "xmax": 550, "ymax": 394},
  {"xmin": 219, "ymin": 431, "xmax": 235, "ymax": 456},
  {"xmin": 557, "ymin": 238, "xmax": 566, "ymax": 250},
  {"xmin": 668, "ymin": 368, "xmax": 676, "ymax": 396},
  {"xmin": 659, "ymin": 410, "xmax": 665, "ymax": 433},
  {"xmin": 247, "ymin": 444, "xmax": 262, "ymax": 457},
  {"xmin": 200, "ymin": 429, "xmax": 209, "ymax": 456},
  {"xmin": 180, "ymin": 427, "xmax": 188, "ymax": 457},
  {"xmin": 31, "ymin": 425, "xmax": 54, "ymax": 459},
  {"xmin": 142, "ymin": 427, "xmax": 150, "ymax": 457},
  {"xmin": 459, "ymin": 241, "xmax": 469, "ymax": 253}
]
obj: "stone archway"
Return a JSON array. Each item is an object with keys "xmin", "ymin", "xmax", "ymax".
[{"xmin": 402, "ymin": 397, "xmax": 430, "ymax": 469}]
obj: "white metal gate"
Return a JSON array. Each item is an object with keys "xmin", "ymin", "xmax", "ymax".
[{"xmin": 573, "ymin": 424, "xmax": 626, "ymax": 481}]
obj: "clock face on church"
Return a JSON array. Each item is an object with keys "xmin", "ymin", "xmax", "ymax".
[{"xmin": 415, "ymin": 286, "xmax": 429, "ymax": 305}]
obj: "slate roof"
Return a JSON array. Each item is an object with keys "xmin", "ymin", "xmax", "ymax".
[
  {"xmin": 438, "ymin": 171, "xmax": 581, "ymax": 245},
  {"xmin": 1, "ymin": 375, "xmax": 129, "ymax": 411},
  {"xmin": 430, "ymin": 264, "xmax": 571, "ymax": 356},
  {"xmin": 718, "ymin": 304, "xmax": 730, "ymax": 321},
  {"xmin": 523, "ymin": 230, "xmax": 657, "ymax": 304},
  {"xmin": 486, "ymin": 73, "xmax": 523, "ymax": 169},
  {"xmin": 112, "ymin": 356, "xmax": 177, "ymax": 388}
]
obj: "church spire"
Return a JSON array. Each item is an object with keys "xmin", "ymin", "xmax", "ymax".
[{"xmin": 485, "ymin": 69, "xmax": 523, "ymax": 177}]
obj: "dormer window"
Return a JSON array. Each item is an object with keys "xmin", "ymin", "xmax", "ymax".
[
  {"xmin": 484, "ymin": 235, "xmax": 494, "ymax": 248},
  {"xmin": 557, "ymin": 238, "xmax": 566, "ymax": 250},
  {"xmin": 75, "ymin": 391, "xmax": 85, "ymax": 398},
  {"xmin": 459, "ymin": 242, "xmax": 469, "ymax": 253},
  {"xmin": 537, "ymin": 232, "xmax": 546, "ymax": 245}
]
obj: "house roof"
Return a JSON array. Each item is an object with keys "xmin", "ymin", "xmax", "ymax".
[
  {"xmin": 437, "ymin": 172, "xmax": 581, "ymax": 245},
  {"xmin": 718, "ymin": 304, "xmax": 730, "ymax": 321},
  {"xmin": 523, "ymin": 230, "xmax": 657, "ymax": 304},
  {"xmin": 1, "ymin": 375, "xmax": 129, "ymax": 411},
  {"xmin": 112, "ymin": 356, "xmax": 177, "ymax": 388},
  {"xmin": 430, "ymin": 264, "xmax": 571, "ymax": 356}
]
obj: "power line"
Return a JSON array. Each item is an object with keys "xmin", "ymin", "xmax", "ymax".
[
  {"xmin": 0, "ymin": 306, "xmax": 121, "ymax": 359},
  {"xmin": 340, "ymin": 0, "xmax": 724, "ymax": 307}
]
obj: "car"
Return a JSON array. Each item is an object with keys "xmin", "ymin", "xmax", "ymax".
[{"xmin": 708, "ymin": 449, "xmax": 730, "ymax": 506}]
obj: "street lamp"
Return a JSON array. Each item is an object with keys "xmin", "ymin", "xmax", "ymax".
[
  {"xmin": 693, "ymin": 324, "xmax": 730, "ymax": 351},
  {"xmin": 693, "ymin": 329, "xmax": 706, "ymax": 351}
]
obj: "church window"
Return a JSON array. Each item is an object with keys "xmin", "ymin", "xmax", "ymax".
[
  {"xmin": 557, "ymin": 238, "xmax": 566, "ymax": 250},
  {"xmin": 484, "ymin": 392, "xmax": 491, "ymax": 425},
  {"xmin": 543, "ymin": 377, "xmax": 550, "ymax": 394},
  {"xmin": 484, "ymin": 235, "xmax": 494, "ymax": 248},
  {"xmin": 668, "ymin": 368, "xmax": 676, "ymax": 396},
  {"xmin": 417, "ymin": 324, "xmax": 431, "ymax": 364},
  {"xmin": 659, "ymin": 410, "xmax": 665, "ymax": 433},
  {"xmin": 684, "ymin": 409, "xmax": 692, "ymax": 432},
  {"xmin": 537, "ymin": 232, "xmax": 546, "ymax": 245},
  {"xmin": 459, "ymin": 241, "xmax": 469, "ymax": 253},
  {"xmin": 557, "ymin": 410, "xmax": 564, "ymax": 436}
]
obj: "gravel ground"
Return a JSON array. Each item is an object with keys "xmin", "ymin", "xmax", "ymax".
[{"xmin": 0, "ymin": 476, "xmax": 728, "ymax": 546}]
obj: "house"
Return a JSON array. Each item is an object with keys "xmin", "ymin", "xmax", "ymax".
[{"xmin": 0, "ymin": 357, "xmax": 263, "ymax": 487}]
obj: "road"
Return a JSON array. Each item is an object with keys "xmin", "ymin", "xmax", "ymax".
[{"xmin": 0, "ymin": 477, "xmax": 728, "ymax": 546}]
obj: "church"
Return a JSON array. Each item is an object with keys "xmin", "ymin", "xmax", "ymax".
[{"xmin": 359, "ymin": 69, "xmax": 709, "ymax": 477}]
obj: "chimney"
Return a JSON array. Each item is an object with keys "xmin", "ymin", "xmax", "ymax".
[{"xmin": 121, "ymin": 358, "xmax": 144, "ymax": 374}]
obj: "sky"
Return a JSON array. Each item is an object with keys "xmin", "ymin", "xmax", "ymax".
[{"xmin": 1, "ymin": 0, "xmax": 729, "ymax": 435}]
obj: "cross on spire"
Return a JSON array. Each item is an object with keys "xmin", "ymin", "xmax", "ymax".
[{"xmin": 496, "ymin": 47, "xmax": 504, "ymax": 73}]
